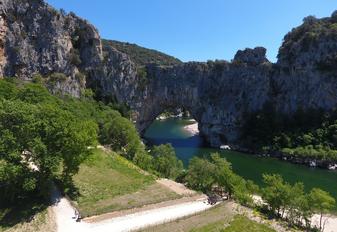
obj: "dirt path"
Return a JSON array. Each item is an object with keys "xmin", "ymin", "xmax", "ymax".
[
  {"xmin": 90, "ymin": 200, "xmax": 212, "ymax": 232},
  {"xmin": 84, "ymin": 195, "xmax": 205, "ymax": 223},
  {"xmin": 50, "ymin": 185, "xmax": 90, "ymax": 232},
  {"xmin": 51, "ymin": 182, "xmax": 212, "ymax": 232},
  {"xmin": 156, "ymin": 178, "xmax": 197, "ymax": 196}
]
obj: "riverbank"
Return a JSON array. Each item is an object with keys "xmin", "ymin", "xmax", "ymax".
[
  {"xmin": 145, "ymin": 117, "xmax": 337, "ymax": 207},
  {"xmin": 231, "ymin": 145, "xmax": 337, "ymax": 171}
]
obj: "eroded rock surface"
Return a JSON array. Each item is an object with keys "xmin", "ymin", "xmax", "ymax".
[{"xmin": 1, "ymin": 0, "xmax": 337, "ymax": 146}]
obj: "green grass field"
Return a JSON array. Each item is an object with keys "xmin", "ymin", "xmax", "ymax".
[
  {"xmin": 191, "ymin": 215, "xmax": 276, "ymax": 232},
  {"xmin": 72, "ymin": 149, "xmax": 179, "ymax": 217}
]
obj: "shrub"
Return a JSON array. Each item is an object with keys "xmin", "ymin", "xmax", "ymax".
[
  {"xmin": 48, "ymin": 73, "xmax": 67, "ymax": 85},
  {"xmin": 137, "ymin": 66, "xmax": 148, "ymax": 90},
  {"xmin": 70, "ymin": 48, "xmax": 81, "ymax": 66},
  {"xmin": 75, "ymin": 72, "xmax": 86, "ymax": 85}
]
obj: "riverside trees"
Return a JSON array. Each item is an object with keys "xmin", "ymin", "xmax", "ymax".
[
  {"xmin": 261, "ymin": 174, "xmax": 335, "ymax": 231},
  {"xmin": 185, "ymin": 153, "xmax": 255, "ymax": 206},
  {"xmin": 309, "ymin": 188, "xmax": 336, "ymax": 231},
  {"xmin": 150, "ymin": 144, "xmax": 183, "ymax": 179},
  {"xmin": 241, "ymin": 103, "xmax": 337, "ymax": 163},
  {"xmin": 184, "ymin": 153, "xmax": 335, "ymax": 231}
]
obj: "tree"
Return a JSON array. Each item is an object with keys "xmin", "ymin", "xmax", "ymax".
[
  {"xmin": 211, "ymin": 153, "xmax": 236, "ymax": 197},
  {"xmin": 36, "ymin": 104, "xmax": 98, "ymax": 181},
  {"xmin": 185, "ymin": 153, "xmax": 253, "ymax": 205},
  {"xmin": 150, "ymin": 144, "xmax": 183, "ymax": 179},
  {"xmin": 133, "ymin": 151, "xmax": 153, "ymax": 171},
  {"xmin": 261, "ymin": 174, "xmax": 291, "ymax": 216},
  {"xmin": 286, "ymin": 182, "xmax": 310, "ymax": 227},
  {"xmin": 246, "ymin": 180, "xmax": 260, "ymax": 194},
  {"xmin": 100, "ymin": 113, "xmax": 143, "ymax": 160},
  {"xmin": 185, "ymin": 156, "xmax": 215, "ymax": 192},
  {"xmin": 308, "ymin": 188, "xmax": 336, "ymax": 231},
  {"xmin": 0, "ymin": 100, "xmax": 97, "ymax": 204}
]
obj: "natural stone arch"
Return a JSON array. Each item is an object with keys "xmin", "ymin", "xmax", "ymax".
[{"xmin": 125, "ymin": 53, "xmax": 272, "ymax": 147}]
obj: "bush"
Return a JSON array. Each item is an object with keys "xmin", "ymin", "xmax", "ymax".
[
  {"xmin": 48, "ymin": 73, "xmax": 67, "ymax": 85},
  {"xmin": 137, "ymin": 66, "xmax": 148, "ymax": 90},
  {"xmin": 75, "ymin": 72, "xmax": 86, "ymax": 84},
  {"xmin": 70, "ymin": 48, "xmax": 81, "ymax": 66},
  {"xmin": 0, "ymin": 79, "xmax": 18, "ymax": 100},
  {"xmin": 32, "ymin": 74, "xmax": 44, "ymax": 84}
]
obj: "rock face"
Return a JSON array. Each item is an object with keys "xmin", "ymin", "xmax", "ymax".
[
  {"xmin": 1, "ymin": 0, "xmax": 337, "ymax": 147},
  {"xmin": 234, "ymin": 47, "xmax": 269, "ymax": 65},
  {"xmin": 0, "ymin": 0, "xmax": 102, "ymax": 97}
]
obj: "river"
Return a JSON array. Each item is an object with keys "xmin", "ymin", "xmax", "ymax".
[{"xmin": 144, "ymin": 117, "xmax": 337, "ymax": 202}]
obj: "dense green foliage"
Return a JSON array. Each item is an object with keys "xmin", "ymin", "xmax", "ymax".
[
  {"xmin": 0, "ymin": 98, "xmax": 97, "ymax": 206},
  {"xmin": 261, "ymin": 174, "xmax": 335, "ymax": 230},
  {"xmin": 0, "ymin": 78, "xmax": 145, "ymax": 206},
  {"xmin": 133, "ymin": 143, "xmax": 184, "ymax": 180},
  {"xmin": 102, "ymin": 39, "xmax": 182, "ymax": 66},
  {"xmin": 0, "ymin": 78, "xmax": 185, "ymax": 209},
  {"xmin": 185, "ymin": 153, "xmax": 256, "ymax": 206},
  {"xmin": 150, "ymin": 144, "xmax": 183, "ymax": 179},
  {"xmin": 99, "ymin": 111, "xmax": 144, "ymax": 160},
  {"xmin": 241, "ymin": 103, "xmax": 337, "ymax": 162}
]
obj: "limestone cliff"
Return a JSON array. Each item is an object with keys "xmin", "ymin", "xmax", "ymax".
[
  {"xmin": 0, "ymin": 0, "xmax": 102, "ymax": 97},
  {"xmin": 1, "ymin": 0, "xmax": 337, "ymax": 147}
]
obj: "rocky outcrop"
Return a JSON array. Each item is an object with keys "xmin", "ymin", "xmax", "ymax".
[
  {"xmin": 0, "ymin": 0, "xmax": 102, "ymax": 97},
  {"xmin": 0, "ymin": 14, "xmax": 7, "ymax": 77},
  {"xmin": 1, "ymin": 0, "xmax": 337, "ymax": 147},
  {"xmin": 234, "ymin": 47, "xmax": 269, "ymax": 65}
]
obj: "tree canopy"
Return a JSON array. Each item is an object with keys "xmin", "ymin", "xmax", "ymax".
[{"xmin": 0, "ymin": 99, "xmax": 97, "ymax": 205}]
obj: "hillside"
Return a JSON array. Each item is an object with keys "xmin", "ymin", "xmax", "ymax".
[
  {"xmin": 102, "ymin": 39, "xmax": 182, "ymax": 66},
  {"xmin": 72, "ymin": 148, "xmax": 179, "ymax": 217},
  {"xmin": 277, "ymin": 12, "xmax": 337, "ymax": 72}
]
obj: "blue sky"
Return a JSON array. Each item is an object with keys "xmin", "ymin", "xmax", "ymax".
[{"xmin": 45, "ymin": 0, "xmax": 336, "ymax": 62}]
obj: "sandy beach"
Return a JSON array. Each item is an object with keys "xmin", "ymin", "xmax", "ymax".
[{"xmin": 183, "ymin": 120, "xmax": 199, "ymax": 135}]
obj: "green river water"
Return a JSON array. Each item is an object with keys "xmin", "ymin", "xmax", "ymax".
[{"xmin": 144, "ymin": 118, "xmax": 337, "ymax": 202}]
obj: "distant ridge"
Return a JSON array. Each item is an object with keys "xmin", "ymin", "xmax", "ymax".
[{"xmin": 102, "ymin": 39, "xmax": 182, "ymax": 66}]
